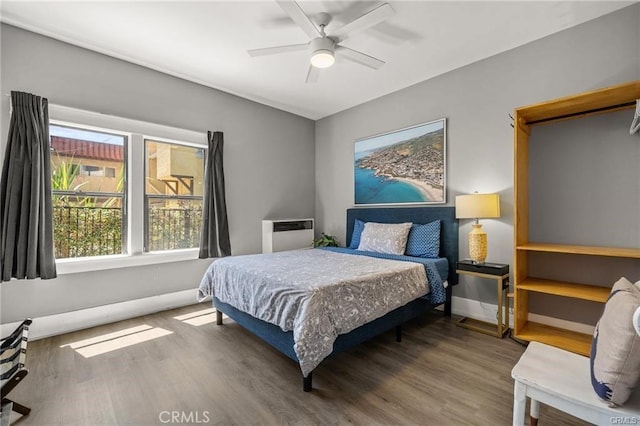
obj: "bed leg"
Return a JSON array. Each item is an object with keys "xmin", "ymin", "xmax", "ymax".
[
  {"xmin": 444, "ymin": 285, "xmax": 453, "ymax": 317},
  {"xmin": 216, "ymin": 310, "xmax": 223, "ymax": 325},
  {"xmin": 396, "ymin": 325, "xmax": 402, "ymax": 342},
  {"xmin": 303, "ymin": 372, "xmax": 312, "ymax": 392}
]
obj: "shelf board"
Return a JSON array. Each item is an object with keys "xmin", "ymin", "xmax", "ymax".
[
  {"xmin": 517, "ymin": 278, "xmax": 610, "ymax": 303},
  {"xmin": 516, "ymin": 242, "xmax": 640, "ymax": 258},
  {"xmin": 515, "ymin": 321, "xmax": 593, "ymax": 356}
]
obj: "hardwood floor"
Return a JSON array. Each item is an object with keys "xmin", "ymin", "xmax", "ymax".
[{"xmin": 8, "ymin": 304, "xmax": 588, "ymax": 425}]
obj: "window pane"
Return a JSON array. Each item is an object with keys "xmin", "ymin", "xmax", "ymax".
[
  {"xmin": 146, "ymin": 199, "xmax": 203, "ymax": 251},
  {"xmin": 50, "ymin": 124, "xmax": 126, "ymax": 259},
  {"xmin": 52, "ymin": 197, "xmax": 124, "ymax": 258},
  {"xmin": 145, "ymin": 140, "xmax": 204, "ymax": 252}
]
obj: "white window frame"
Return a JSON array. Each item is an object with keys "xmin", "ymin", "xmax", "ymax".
[
  {"xmin": 143, "ymin": 138, "xmax": 205, "ymax": 253},
  {"xmin": 49, "ymin": 105, "xmax": 207, "ymax": 274}
]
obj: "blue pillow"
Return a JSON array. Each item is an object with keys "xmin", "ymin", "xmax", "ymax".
[
  {"xmin": 349, "ymin": 219, "xmax": 366, "ymax": 249},
  {"xmin": 405, "ymin": 220, "xmax": 441, "ymax": 258}
]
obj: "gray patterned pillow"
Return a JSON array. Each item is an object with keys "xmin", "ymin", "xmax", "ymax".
[{"xmin": 357, "ymin": 222, "xmax": 413, "ymax": 255}]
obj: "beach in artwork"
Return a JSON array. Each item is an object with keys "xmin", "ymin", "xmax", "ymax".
[
  {"xmin": 394, "ymin": 177, "xmax": 443, "ymax": 202},
  {"xmin": 354, "ymin": 120, "xmax": 445, "ymax": 205}
]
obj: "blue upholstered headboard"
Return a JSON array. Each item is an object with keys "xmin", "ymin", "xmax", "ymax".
[{"xmin": 346, "ymin": 207, "xmax": 459, "ymax": 285}]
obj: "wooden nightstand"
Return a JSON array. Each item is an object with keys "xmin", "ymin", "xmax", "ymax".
[{"xmin": 456, "ymin": 260, "xmax": 510, "ymax": 338}]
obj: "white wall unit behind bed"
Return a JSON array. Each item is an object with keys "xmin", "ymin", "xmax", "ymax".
[{"xmin": 262, "ymin": 219, "xmax": 314, "ymax": 253}]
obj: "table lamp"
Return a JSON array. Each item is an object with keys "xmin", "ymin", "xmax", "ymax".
[{"xmin": 455, "ymin": 192, "xmax": 500, "ymax": 264}]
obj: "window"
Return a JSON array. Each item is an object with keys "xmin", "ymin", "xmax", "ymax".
[
  {"xmin": 50, "ymin": 124, "xmax": 126, "ymax": 259},
  {"xmin": 77, "ymin": 164, "xmax": 117, "ymax": 177},
  {"xmin": 48, "ymin": 106, "xmax": 207, "ymax": 268},
  {"xmin": 145, "ymin": 140, "xmax": 204, "ymax": 252}
]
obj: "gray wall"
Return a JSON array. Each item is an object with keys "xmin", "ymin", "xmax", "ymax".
[
  {"xmin": 0, "ymin": 24, "xmax": 315, "ymax": 323},
  {"xmin": 1, "ymin": 4, "xmax": 639, "ymax": 325},
  {"xmin": 315, "ymin": 4, "xmax": 640, "ymax": 306},
  {"xmin": 529, "ymin": 110, "xmax": 639, "ymax": 249}
]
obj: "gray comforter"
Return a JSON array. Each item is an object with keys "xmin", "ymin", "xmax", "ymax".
[{"xmin": 197, "ymin": 249, "xmax": 429, "ymax": 376}]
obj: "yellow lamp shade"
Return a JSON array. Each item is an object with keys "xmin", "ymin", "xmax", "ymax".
[{"xmin": 455, "ymin": 193, "xmax": 500, "ymax": 219}]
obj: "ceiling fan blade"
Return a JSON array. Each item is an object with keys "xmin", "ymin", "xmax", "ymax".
[
  {"xmin": 306, "ymin": 65, "xmax": 320, "ymax": 84},
  {"xmin": 336, "ymin": 46, "xmax": 385, "ymax": 70},
  {"xmin": 333, "ymin": 3, "xmax": 395, "ymax": 41},
  {"xmin": 248, "ymin": 43, "xmax": 308, "ymax": 57},
  {"xmin": 276, "ymin": 0, "xmax": 321, "ymax": 39}
]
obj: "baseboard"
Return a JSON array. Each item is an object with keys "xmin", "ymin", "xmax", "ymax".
[
  {"xmin": 444, "ymin": 295, "xmax": 512, "ymax": 324},
  {"xmin": 2, "ymin": 292, "xmax": 595, "ymax": 341},
  {"xmin": 0, "ymin": 289, "xmax": 199, "ymax": 340},
  {"xmin": 439, "ymin": 296, "xmax": 595, "ymax": 335}
]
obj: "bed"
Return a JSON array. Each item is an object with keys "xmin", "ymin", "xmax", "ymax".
[{"xmin": 198, "ymin": 206, "xmax": 458, "ymax": 391}]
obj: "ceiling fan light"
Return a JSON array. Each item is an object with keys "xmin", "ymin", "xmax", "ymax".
[{"xmin": 311, "ymin": 49, "xmax": 335, "ymax": 68}]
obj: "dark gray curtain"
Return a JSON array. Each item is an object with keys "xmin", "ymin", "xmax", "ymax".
[
  {"xmin": 199, "ymin": 131, "xmax": 231, "ymax": 258},
  {"xmin": 1, "ymin": 91, "xmax": 56, "ymax": 281}
]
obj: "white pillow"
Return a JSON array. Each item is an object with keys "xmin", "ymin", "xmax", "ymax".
[{"xmin": 357, "ymin": 222, "xmax": 412, "ymax": 255}]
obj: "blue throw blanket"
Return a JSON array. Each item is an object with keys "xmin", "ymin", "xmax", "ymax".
[{"xmin": 319, "ymin": 247, "xmax": 448, "ymax": 305}]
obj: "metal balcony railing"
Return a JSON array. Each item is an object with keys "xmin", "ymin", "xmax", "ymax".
[
  {"xmin": 147, "ymin": 203, "xmax": 203, "ymax": 252},
  {"xmin": 53, "ymin": 205, "xmax": 123, "ymax": 258},
  {"xmin": 52, "ymin": 204, "xmax": 203, "ymax": 259}
]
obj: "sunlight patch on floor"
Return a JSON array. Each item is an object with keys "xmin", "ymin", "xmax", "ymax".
[
  {"xmin": 61, "ymin": 325, "xmax": 153, "ymax": 349},
  {"xmin": 173, "ymin": 308, "xmax": 215, "ymax": 321},
  {"xmin": 61, "ymin": 325, "xmax": 173, "ymax": 357},
  {"xmin": 174, "ymin": 308, "xmax": 221, "ymax": 326},
  {"xmin": 182, "ymin": 314, "xmax": 216, "ymax": 326}
]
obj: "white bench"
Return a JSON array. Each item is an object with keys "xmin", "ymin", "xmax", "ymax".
[{"xmin": 512, "ymin": 342, "xmax": 640, "ymax": 425}]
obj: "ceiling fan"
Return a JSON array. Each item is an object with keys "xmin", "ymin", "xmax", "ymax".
[{"xmin": 248, "ymin": 0, "xmax": 395, "ymax": 83}]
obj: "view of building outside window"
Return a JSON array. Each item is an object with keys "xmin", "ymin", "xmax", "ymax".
[
  {"xmin": 50, "ymin": 124, "xmax": 126, "ymax": 259},
  {"xmin": 145, "ymin": 140, "xmax": 205, "ymax": 252}
]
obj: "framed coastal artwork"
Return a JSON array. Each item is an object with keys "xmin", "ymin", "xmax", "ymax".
[{"xmin": 354, "ymin": 118, "xmax": 446, "ymax": 205}]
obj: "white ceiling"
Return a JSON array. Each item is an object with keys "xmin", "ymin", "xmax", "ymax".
[{"xmin": 0, "ymin": 1, "xmax": 633, "ymax": 120}]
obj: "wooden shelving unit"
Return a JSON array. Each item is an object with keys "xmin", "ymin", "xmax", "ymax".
[
  {"xmin": 515, "ymin": 322, "xmax": 594, "ymax": 356},
  {"xmin": 517, "ymin": 243, "xmax": 640, "ymax": 258},
  {"xmin": 513, "ymin": 80, "xmax": 640, "ymax": 356},
  {"xmin": 517, "ymin": 278, "xmax": 611, "ymax": 303}
]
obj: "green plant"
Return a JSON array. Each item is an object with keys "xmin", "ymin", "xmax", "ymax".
[
  {"xmin": 51, "ymin": 153, "xmax": 88, "ymax": 205},
  {"xmin": 51, "ymin": 155, "xmax": 78, "ymax": 191},
  {"xmin": 314, "ymin": 233, "xmax": 340, "ymax": 248}
]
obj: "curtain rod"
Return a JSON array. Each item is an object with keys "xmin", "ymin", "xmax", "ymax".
[{"xmin": 4, "ymin": 94, "xmax": 208, "ymax": 137}]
